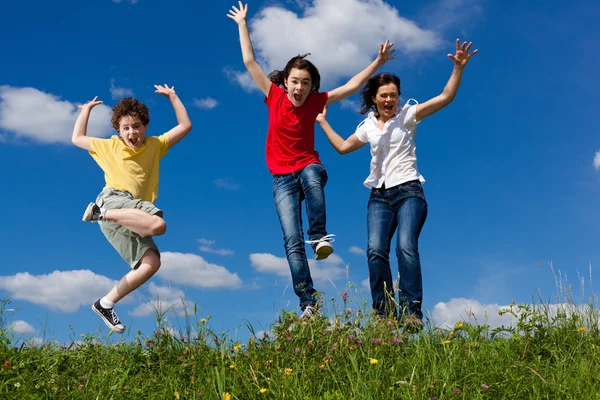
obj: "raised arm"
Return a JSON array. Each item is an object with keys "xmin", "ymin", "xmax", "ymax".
[
  {"xmin": 227, "ymin": 2, "xmax": 271, "ymax": 97},
  {"xmin": 154, "ymin": 84, "xmax": 192, "ymax": 148},
  {"xmin": 72, "ymin": 96, "xmax": 103, "ymax": 151},
  {"xmin": 326, "ymin": 40, "xmax": 395, "ymax": 105},
  {"xmin": 416, "ymin": 39, "xmax": 478, "ymax": 122},
  {"xmin": 316, "ymin": 106, "xmax": 366, "ymax": 155}
]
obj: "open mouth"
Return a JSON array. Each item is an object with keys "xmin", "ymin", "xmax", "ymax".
[
  {"xmin": 129, "ymin": 136, "xmax": 139, "ymax": 147},
  {"xmin": 293, "ymin": 93, "xmax": 303, "ymax": 102},
  {"xmin": 383, "ymin": 104, "xmax": 394, "ymax": 112}
]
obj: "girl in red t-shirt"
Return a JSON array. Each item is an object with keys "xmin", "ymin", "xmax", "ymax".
[{"xmin": 228, "ymin": 1, "xmax": 394, "ymax": 319}]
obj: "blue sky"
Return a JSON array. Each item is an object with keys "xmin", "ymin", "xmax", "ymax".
[{"xmin": 1, "ymin": 0, "xmax": 599, "ymax": 344}]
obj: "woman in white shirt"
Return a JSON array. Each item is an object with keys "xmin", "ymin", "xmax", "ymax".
[{"xmin": 317, "ymin": 39, "xmax": 478, "ymax": 328}]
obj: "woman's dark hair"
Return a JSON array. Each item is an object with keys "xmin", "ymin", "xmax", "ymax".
[
  {"xmin": 268, "ymin": 53, "xmax": 321, "ymax": 92},
  {"xmin": 111, "ymin": 97, "xmax": 150, "ymax": 130},
  {"xmin": 359, "ymin": 73, "xmax": 401, "ymax": 116}
]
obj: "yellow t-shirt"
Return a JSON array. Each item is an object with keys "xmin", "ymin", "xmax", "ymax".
[{"xmin": 88, "ymin": 134, "xmax": 170, "ymax": 203}]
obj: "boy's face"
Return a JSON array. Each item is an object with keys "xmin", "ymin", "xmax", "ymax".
[
  {"xmin": 118, "ymin": 115, "xmax": 147, "ymax": 150},
  {"xmin": 284, "ymin": 68, "xmax": 312, "ymax": 107}
]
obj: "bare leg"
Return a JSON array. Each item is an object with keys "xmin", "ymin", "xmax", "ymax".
[
  {"xmin": 104, "ymin": 209, "xmax": 166, "ymax": 237},
  {"xmin": 105, "ymin": 249, "xmax": 161, "ymax": 304}
]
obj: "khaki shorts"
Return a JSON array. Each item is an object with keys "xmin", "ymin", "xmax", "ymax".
[{"xmin": 96, "ymin": 188, "xmax": 162, "ymax": 269}]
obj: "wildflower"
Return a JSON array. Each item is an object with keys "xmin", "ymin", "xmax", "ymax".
[
  {"xmin": 330, "ymin": 344, "xmax": 337, "ymax": 351},
  {"xmin": 348, "ymin": 335, "xmax": 355, "ymax": 340},
  {"xmin": 392, "ymin": 338, "xmax": 400, "ymax": 344},
  {"xmin": 181, "ymin": 335, "xmax": 187, "ymax": 342},
  {"xmin": 200, "ymin": 318, "xmax": 208, "ymax": 323},
  {"xmin": 178, "ymin": 355, "xmax": 185, "ymax": 361},
  {"xmin": 284, "ymin": 368, "xmax": 293, "ymax": 375},
  {"xmin": 230, "ymin": 364, "xmax": 236, "ymax": 369},
  {"xmin": 357, "ymin": 340, "xmax": 364, "ymax": 345},
  {"xmin": 450, "ymin": 331, "xmax": 454, "ymax": 336},
  {"xmin": 268, "ymin": 360, "xmax": 273, "ymax": 364},
  {"xmin": 387, "ymin": 320, "xmax": 394, "ymax": 327},
  {"xmin": 260, "ymin": 388, "xmax": 267, "ymax": 394},
  {"xmin": 592, "ymin": 344, "xmax": 596, "ymax": 349},
  {"xmin": 233, "ymin": 343, "xmax": 242, "ymax": 351},
  {"xmin": 184, "ymin": 363, "xmax": 188, "ymax": 368},
  {"xmin": 224, "ymin": 393, "xmax": 231, "ymax": 400},
  {"xmin": 295, "ymin": 348, "xmax": 301, "ymax": 353},
  {"xmin": 2, "ymin": 360, "xmax": 10, "ymax": 370},
  {"xmin": 481, "ymin": 384, "xmax": 489, "ymax": 389},
  {"xmin": 319, "ymin": 364, "xmax": 325, "ymax": 369},
  {"xmin": 78, "ymin": 385, "xmax": 83, "ymax": 391},
  {"xmin": 174, "ymin": 392, "xmax": 180, "ymax": 399},
  {"xmin": 342, "ymin": 291, "xmax": 348, "ymax": 302},
  {"xmin": 14, "ymin": 383, "xmax": 21, "ymax": 388},
  {"xmin": 372, "ymin": 338, "xmax": 381, "ymax": 345},
  {"xmin": 456, "ymin": 322, "xmax": 463, "ymax": 328},
  {"xmin": 243, "ymin": 352, "xmax": 249, "ymax": 357},
  {"xmin": 81, "ymin": 375, "xmax": 87, "ymax": 381},
  {"xmin": 453, "ymin": 388, "xmax": 461, "ymax": 395},
  {"xmin": 369, "ymin": 359, "xmax": 378, "ymax": 365},
  {"xmin": 443, "ymin": 340, "xmax": 451, "ymax": 344},
  {"xmin": 578, "ymin": 327, "xmax": 586, "ymax": 333}
]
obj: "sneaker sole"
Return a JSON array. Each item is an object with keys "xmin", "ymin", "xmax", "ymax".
[
  {"xmin": 92, "ymin": 304, "xmax": 125, "ymax": 333},
  {"xmin": 315, "ymin": 246, "xmax": 333, "ymax": 260},
  {"xmin": 82, "ymin": 203, "xmax": 95, "ymax": 222}
]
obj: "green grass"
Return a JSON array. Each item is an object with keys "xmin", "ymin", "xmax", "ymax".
[{"xmin": 0, "ymin": 281, "xmax": 599, "ymax": 399}]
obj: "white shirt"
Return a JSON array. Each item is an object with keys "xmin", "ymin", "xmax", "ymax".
[{"xmin": 355, "ymin": 100, "xmax": 424, "ymax": 189}]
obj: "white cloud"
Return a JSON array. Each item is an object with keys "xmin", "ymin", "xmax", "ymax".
[
  {"xmin": 594, "ymin": 150, "xmax": 600, "ymax": 170},
  {"xmin": 197, "ymin": 238, "xmax": 234, "ymax": 256},
  {"xmin": 158, "ymin": 252, "xmax": 243, "ymax": 289},
  {"xmin": 10, "ymin": 320, "xmax": 35, "ymax": 334},
  {"xmin": 349, "ymin": 246, "xmax": 366, "ymax": 256},
  {"xmin": 130, "ymin": 282, "xmax": 194, "ymax": 317},
  {"xmin": 419, "ymin": 0, "xmax": 484, "ymax": 32},
  {"xmin": 110, "ymin": 79, "xmax": 134, "ymax": 100},
  {"xmin": 432, "ymin": 298, "xmax": 515, "ymax": 330},
  {"xmin": 0, "ymin": 270, "xmax": 117, "ymax": 313},
  {"xmin": 213, "ymin": 178, "xmax": 241, "ymax": 191},
  {"xmin": 340, "ymin": 99, "xmax": 361, "ymax": 113},
  {"xmin": 193, "ymin": 97, "xmax": 219, "ymax": 110},
  {"xmin": 249, "ymin": 252, "xmax": 346, "ymax": 283},
  {"xmin": 0, "ymin": 86, "xmax": 112, "ymax": 144},
  {"xmin": 224, "ymin": 67, "xmax": 261, "ymax": 93},
  {"xmin": 227, "ymin": 0, "xmax": 441, "ymax": 90}
]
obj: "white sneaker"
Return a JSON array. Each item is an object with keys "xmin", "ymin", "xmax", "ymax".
[
  {"xmin": 306, "ymin": 234, "xmax": 335, "ymax": 260},
  {"xmin": 299, "ymin": 305, "xmax": 318, "ymax": 321}
]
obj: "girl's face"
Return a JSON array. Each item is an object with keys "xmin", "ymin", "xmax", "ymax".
[
  {"xmin": 373, "ymin": 83, "xmax": 399, "ymax": 121},
  {"xmin": 285, "ymin": 68, "xmax": 312, "ymax": 107}
]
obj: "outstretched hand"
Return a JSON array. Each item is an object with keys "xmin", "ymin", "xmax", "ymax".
[
  {"xmin": 78, "ymin": 96, "xmax": 103, "ymax": 111},
  {"xmin": 227, "ymin": 1, "xmax": 248, "ymax": 24},
  {"xmin": 448, "ymin": 39, "xmax": 478, "ymax": 68},
  {"xmin": 377, "ymin": 39, "xmax": 395, "ymax": 64},
  {"xmin": 154, "ymin": 84, "xmax": 176, "ymax": 98},
  {"xmin": 316, "ymin": 105, "xmax": 328, "ymax": 123}
]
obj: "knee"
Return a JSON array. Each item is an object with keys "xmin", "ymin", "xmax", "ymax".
[
  {"xmin": 284, "ymin": 235, "xmax": 305, "ymax": 254},
  {"xmin": 367, "ymin": 242, "xmax": 389, "ymax": 262},
  {"xmin": 397, "ymin": 236, "xmax": 419, "ymax": 259},
  {"xmin": 150, "ymin": 217, "xmax": 167, "ymax": 236}
]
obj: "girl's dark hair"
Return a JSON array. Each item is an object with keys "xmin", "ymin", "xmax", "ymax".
[
  {"xmin": 111, "ymin": 97, "xmax": 150, "ymax": 131},
  {"xmin": 359, "ymin": 73, "xmax": 401, "ymax": 116},
  {"xmin": 268, "ymin": 53, "xmax": 321, "ymax": 92}
]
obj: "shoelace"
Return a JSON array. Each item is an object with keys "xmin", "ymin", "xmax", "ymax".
[
  {"xmin": 305, "ymin": 234, "xmax": 336, "ymax": 245},
  {"xmin": 109, "ymin": 309, "xmax": 120, "ymax": 324}
]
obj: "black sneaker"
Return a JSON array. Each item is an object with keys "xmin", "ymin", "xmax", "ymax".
[
  {"xmin": 92, "ymin": 300, "xmax": 125, "ymax": 333},
  {"xmin": 82, "ymin": 203, "xmax": 102, "ymax": 222}
]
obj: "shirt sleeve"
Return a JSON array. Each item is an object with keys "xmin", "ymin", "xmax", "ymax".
[
  {"xmin": 88, "ymin": 136, "xmax": 113, "ymax": 157},
  {"xmin": 157, "ymin": 133, "xmax": 170, "ymax": 159},
  {"xmin": 264, "ymin": 82, "xmax": 282, "ymax": 106},
  {"xmin": 403, "ymin": 103, "xmax": 419, "ymax": 128},
  {"xmin": 354, "ymin": 119, "xmax": 369, "ymax": 143}
]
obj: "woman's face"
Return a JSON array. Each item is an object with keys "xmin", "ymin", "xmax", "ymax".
[
  {"xmin": 285, "ymin": 68, "xmax": 312, "ymax": 107},
  {"xmin": 373, "ymin": 82, "xmax": 399, "ymax": 121}
]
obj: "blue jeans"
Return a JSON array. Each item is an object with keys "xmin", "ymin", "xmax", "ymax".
[
  {"xmin": 273, "ymin": 163, "xmax": 328, "ymax": 310},
  {"xmin": 367, "ymin": 180, "xmax": 427, "ymax": 319}
]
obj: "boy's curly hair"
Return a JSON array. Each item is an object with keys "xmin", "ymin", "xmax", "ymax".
[{"xmin": 111, "ymin": 97, "xmax": 150, "ymax": 131}]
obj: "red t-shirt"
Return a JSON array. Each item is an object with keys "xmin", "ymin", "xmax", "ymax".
[{"xmin": 264, "ymin": 83, "xmax": 328, "ymax": 175}]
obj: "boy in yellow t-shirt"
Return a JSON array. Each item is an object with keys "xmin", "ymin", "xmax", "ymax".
[{"xmin": 72, "ymin": 84, "xmax": 192, "ymax": 333}]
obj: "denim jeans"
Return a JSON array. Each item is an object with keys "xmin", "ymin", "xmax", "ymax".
[
  {"xmin": 273, "ymin": 163, "xmax": 328, "ymax": 309},
  {"xmin": 367, "ymin": 180, "xmax": 427, "ymax": 319}
]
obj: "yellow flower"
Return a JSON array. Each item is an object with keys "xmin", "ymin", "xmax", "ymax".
[
  {"xmin": 230, "ymin": 364, "xmax": 236, "ymax": 369},
  {"xmin": 233, "ymin": 343, "xmax": 242, "ymax": 351},
  {"xmin": 267, "ymin": 360, "xmax": 273, "ymax": 364},
  {"xmin": 456, "ymin": 322, "xmax": 463, "ymax": 328},
  {"xmin": 319, "ymin": 364, "xmax": 325, "ymax": 369},
  {"xmin": 450, "ymin": 331, "xmax": 454, "ymax": 336},
  {"xmin": 200, "ymin": 318, "xmax": 208, "ymax": 323},
  {"xmin": 259, "ymin": 388, "xmax": 267, "ymax": 394},
  {"xmin": 174, "ymin": 392, "xmax": 180, "ymax": 400},
  {"xmin": 443, "ymin": 340, "xmax": 451, "ymax": 344},
  {"xmin": 578, "ymin": 327, "xmax": 586, "ymax": 333},
  {"xmin": 224, "ymin": 393, "xmax": 231, "ymax": 400},
  {"xmin": 592, "ymin": 344, "xmax": 596, "ymax": 349},
  {"xmin": 284, "ymin": 368, "xmax": 293, "ymax": 375},
  {"xmin": 369, "ymin": 359, "xmax": 378, "ymax": 365}
]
